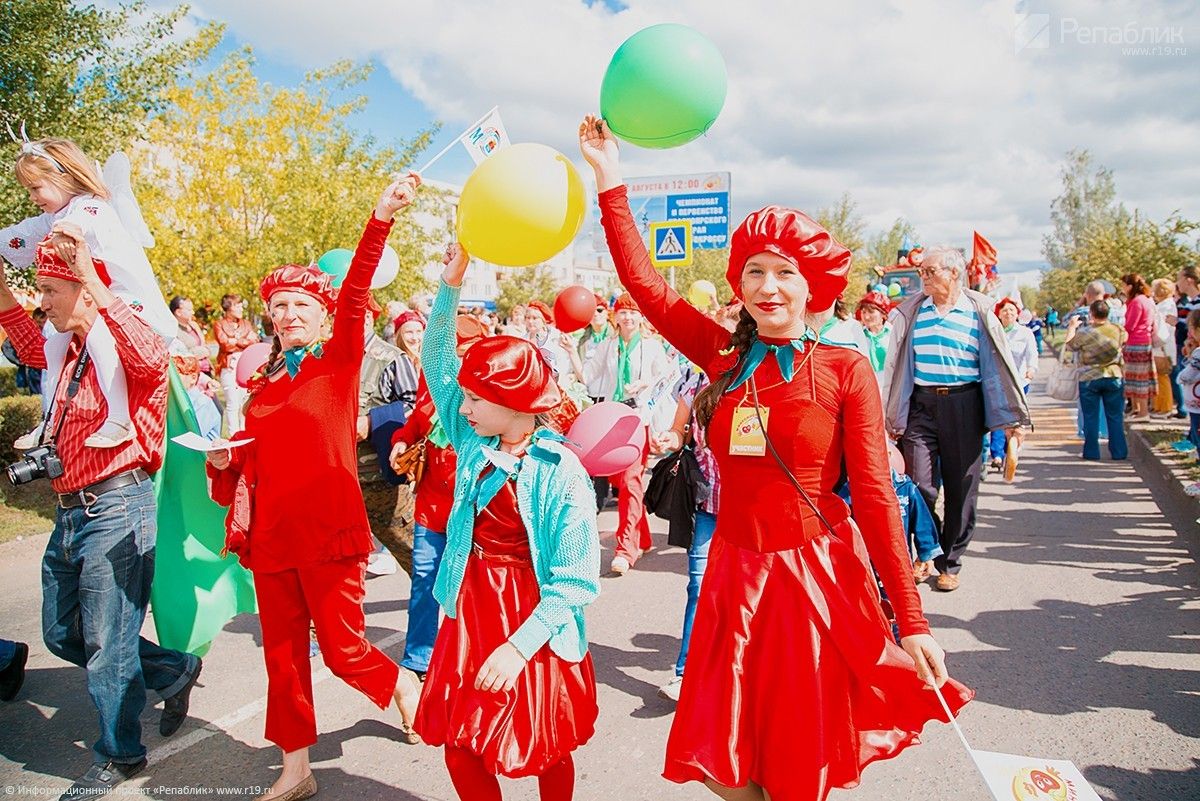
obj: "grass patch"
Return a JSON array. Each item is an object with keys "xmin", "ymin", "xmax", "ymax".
[{"xmin": 0, "ymin": 480, "xmax": 57, "ymax": 544}]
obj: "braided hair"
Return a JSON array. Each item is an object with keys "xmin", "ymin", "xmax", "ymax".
[{"xmin": 693, "ymin": 308, "xmax": 758, "ymax": 428}]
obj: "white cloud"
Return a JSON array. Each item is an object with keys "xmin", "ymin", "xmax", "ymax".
[{"xmin": 154, "ymin": 0, "xmax": 1199, "ymax": 267}]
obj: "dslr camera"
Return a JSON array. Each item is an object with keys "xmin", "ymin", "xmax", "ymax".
[{"xmin": 7, "ymin": 444, "xmax": 64, "ymax": 486}]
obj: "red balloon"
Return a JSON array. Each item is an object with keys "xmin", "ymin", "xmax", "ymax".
[
  {"xmin": 234, "ymin": 342, "xmax": 272, "ymax": 388},
  {"xmin": 565, "ymin": 401, "xmax": 646, "ymax": 477},
  {"xmin": 554, "ymin": 285, "xmax": 597, "ymax": 333}
]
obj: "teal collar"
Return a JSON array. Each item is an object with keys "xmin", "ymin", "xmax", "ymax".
[
  {"xmin": 282, "ymin": 342, "xmax": 323, "ymax": 378},
  {"xmin": 727, "ymin": 330, "xmax": 817, "ymax": 392}
]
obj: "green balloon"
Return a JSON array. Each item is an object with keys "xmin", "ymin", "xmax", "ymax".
[
  {"xmin": 600, "ymin": 23, "xmax": 727, "ymax": 149},
  {"xmin": 317, "ymin": 248, "xmax": 353, "ymax": 288}
]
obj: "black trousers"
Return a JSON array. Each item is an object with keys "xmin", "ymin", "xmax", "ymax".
[{"xmin": 901, "ymin": 385, "xmax": 987, "ymax": 575}]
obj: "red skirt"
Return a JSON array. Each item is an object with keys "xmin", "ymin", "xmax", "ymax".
[
  {"xmin": 663, "ymin": 519, "xmax": 974, "ymax": 801},
  {"xmin": 414, "ymin": 550, "xmax": 598, "ymax": 777}
]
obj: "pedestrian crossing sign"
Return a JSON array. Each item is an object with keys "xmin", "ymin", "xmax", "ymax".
[{"xmin": 649, "ymin": 220, "xmax": 693, "ymax": 268}]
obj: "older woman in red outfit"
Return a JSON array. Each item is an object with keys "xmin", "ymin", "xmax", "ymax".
[
  {"xmin": 580, "ymin": 115, "xmax": 972, "ymax": 801},
  {"xmin": 206, "ymin": 176, "xmax": 423, "ymax": 801}
]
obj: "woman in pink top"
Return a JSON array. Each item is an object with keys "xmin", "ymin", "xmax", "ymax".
[{"xmin": 1121, "ymin": 273, "xmax": 1157, "ymax": 419}]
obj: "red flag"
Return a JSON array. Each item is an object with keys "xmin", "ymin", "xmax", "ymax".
[{"xmin": 973, "ymin": 231, "xmax": 998, "ymax": 266}]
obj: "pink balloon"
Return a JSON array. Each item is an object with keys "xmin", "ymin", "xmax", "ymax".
[
  {"xmin": 554, "ymin": 285, "xmax": 596, "ymax": 334},
  {"xmin": 235, "ymin": 342, "xmax": 272, "ymax": 388},
  {"xmin": 565, "ymin": 401, "xmax": 646, "ymax": 477}
]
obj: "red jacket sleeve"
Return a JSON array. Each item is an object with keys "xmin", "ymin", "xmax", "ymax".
[
  {"xmin": 205, "ymin": 437, "xmax": 248, "ymax": 507},
  {"xmin": 840, "ymin": 356, "xmax": 930, "ymax": 637},
  {"xmin": 0, "ymin": 305, "xmax": 47, "ymax": 369},
  {"xmin": 598, "ymin": 186, "xmax": 728, "ymax": 370},
  {"xmin": 328, "ymin": 215, "xmax": 391, "ymax": 364}
]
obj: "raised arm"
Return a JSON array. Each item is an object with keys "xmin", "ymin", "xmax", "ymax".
[
  {"xmin": 579, "ymin": 115, "xmax": 728, "ymax": 369},
  {"xmin": 420, "ymin": 244, "xmax": 476, "ymax": 453}
]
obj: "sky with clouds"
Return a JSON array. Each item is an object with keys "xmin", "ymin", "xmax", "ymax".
[{"xmin": 151, "ymin": 0, "xmax": 1198, "ymax": 273}]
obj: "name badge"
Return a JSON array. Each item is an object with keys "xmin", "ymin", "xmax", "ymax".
[{"xmin": 730, "ymin": 406, "xmax": 768, "ymax": 456}]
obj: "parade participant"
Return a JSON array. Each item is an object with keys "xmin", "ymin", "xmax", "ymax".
[
  {"xmin": 883, "ymin": 247, "xmax": 1030, "ymax": 592},
  {"xmin": 816, "ymin": 296, "xmax": 869, "ymax": 355},
  {"xmin": 576, "ymin": 292, "xmax": 674, "ymax": 575},
  {"xmin": 1176, "ymin": 309, "xmax": 1200, "ymax": 454},
  {"xmin": 501, "ymin": 303, "xmax": 529, "ymax": 338},
  {"xmin": 1170, "ymin": 266, "xmax": 1200, "ymax": 417},
  {"xmin": 384, "ymin": 314, "xmax": 485, "ymax": 683},
  {"xmin": 3, "ymin": 137, "xmax": 175, "ymax": 450},
  {"xmin": 985, "ymin": 298, "xmax": 1037, "ymax": 472},
  {"xmin": 1150, "ymin": 278, "xmax": 1177, "ymax": 416},
  {"xmin": 1120, "ymin": 273, "xmax": 1156, "ymax": 420},
  {"xmin": 170, "ymin": 296, "xmax": 211, "ymax": 375},
  {"xmin": 388, "ymin": 310, "xmax": 426, "ymax": 416},
  {"xmin": 173, "ymin": 354, "xmax": 221, "ymax": 440},
  {"xmin": 414, "ymin": 242, "xmax": 600, "ymax": 801},
  {"xmin": 0, "ymin": 229, "xmax": 200, "ymax": 799},
  {"xmin": 855, "ymin": 290, "xmax": 892, "ymax": 376},
  {"xmin": 582, "ymin": 114, "xmax": 970, "ymax": 801},
  {"xmin": 205, "ymin": 176, "xmax": 423, "ymax": 801},
  {"xmin": 576, "ymin": 295, "xmax": 613, "ymax": 382},
  {"xmin": 214, "ymin": 293, "xmax": 257, "ymax": 434}
]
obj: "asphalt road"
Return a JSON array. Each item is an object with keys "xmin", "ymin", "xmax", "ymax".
[{"xmin": 2, "ymin": 360, "xmax": 1197, "ymax": 800}]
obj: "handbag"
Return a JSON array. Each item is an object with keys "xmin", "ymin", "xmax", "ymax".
[
  {"xmin": 1045, "ymin": 349, "xmax": 1082, "ymax": 402},
  {"xmin": 644, "ymin": 445, "xmax": 705, "ymax": 549},
  {"xmin": 392, "ymin": 437, "xmax": 429, "ymax": 486}
]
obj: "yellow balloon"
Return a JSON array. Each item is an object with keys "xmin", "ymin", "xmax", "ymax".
[
  {"xmin": 456, "ymin": 143, "xmax": 586, "ymax": 267},
  {"xmin": 688, "ymin": 279, "xmax": 717, "ymax": 307}
]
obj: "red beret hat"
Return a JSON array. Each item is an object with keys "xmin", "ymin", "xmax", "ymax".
[
  {"xmin": 34, "ymin": 239, "xmax": 111, "ymax": 285},
  {"xmin": 393, "ymin": 310, "xmax": 426, "ymax": 332},
  {"xmin": 994, "ymin": 297, "xmax": 1020, "ymax": 317},
  {"xmin": 855, "ymin": 290, "xmax": 891, "ymax": 321},
  {"xmin": 259, "ymin": 264, "xmax": 338, "ymax": 312},
  {"xmin": 594, "ymin": 293, "xmax": 607, "ymax": 308},
  {"xmin": 458, "ymin": 335, "xmax": 561, "ymax": 414},
  {"xmin": 727, "ymin": 207, "xmax": 852, "ymax": 313},
  {"xmin": 455, "ymin": 313, "xmax": 488, "ymax": 348},
  {"xmin": 526, "ymin": 300, "xmax": 553, "ymax": 324},
  {"xmin": 612, "ymin": 292, "xmax": 639, "ymax": 314}
]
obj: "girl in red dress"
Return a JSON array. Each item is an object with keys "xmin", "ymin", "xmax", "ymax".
[
  {"xmin": 580, "ymin": 115, "xmax": 973, "ymax": 801},
  {"xmin": 413, "ymin": 244, "xmax": 601, "ymax": 801},
  {"xmin": 206, "ymin": 177, "xmax": 424, "ymax": 801}
]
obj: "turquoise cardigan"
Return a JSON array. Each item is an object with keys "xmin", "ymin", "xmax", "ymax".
[{"xmin": 423, "ymin": 280, "xmax": 601, "ymax": 662}]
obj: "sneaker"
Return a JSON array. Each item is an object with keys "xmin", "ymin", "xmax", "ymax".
[
  {"xmin": 160, "ymin": 658, "xmax": 202, "ymax": 737},
  {"xmin": 366, "ymin": 550, "xmax": 399, "ymax": 577},
  {"xmin": 658, "ymin": 675, "xmax": 683, "ymax": 703},
  {"xmin": 1171, "ymin": 411, "xmax": 1188, "ymax": 419},
  {"xmin": 13, "ymin": 423, "xmax": 44, "ymax": 450},
  {"xmin": 935, "ymin": 573, "xmax": 960, "ymax": 592},
  {"xmin": 1184, "ymin": 482, "xmax": 1200, "ymax": 498},
  {"xmin": 0, "ymin": 642, "xmax": 29, "ymax": 701},
  {"xmin": 988, "ymin": 457, "xmax": 1003, "ymax": 473},
  {"xmin": 609, "ymin": 556, "xmax": 630, "ymax": 576},
  {"xmin": 1170, "ymin": 440, "xmax": 1197, "ymax": 453},
  {"xmin": 84, "ymin": 420, "xmax": 134, "ymax": 449},
  {"xmin": 58, "ymin": 759, "xmax": 147, "ymax": 799}
]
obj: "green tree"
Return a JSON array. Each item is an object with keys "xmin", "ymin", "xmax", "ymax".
[
  {"xmin": 135, "ymin": 51, "xmax": 442, "ymax": 309},
  {"xmin": 867, "ymin": 218, "xmax": 920, "ymax": 270},
  {"xmin": 667, "ymin": 247, "xmax": 732, "ymax": 305},
  {"xmin": 495, "ymin": 265, "xmax": 559, "ymax": 318},
  {"xmin": 1041, "ymin": 149, "xmax": 1119, "ymax": 272},
  {"xmin": 815, "ymin": 193, "xmax": 878, "ymax": 309},
  {"xmin": 0, "ymin": 0, "xmax": 219, "ymax": 227}
]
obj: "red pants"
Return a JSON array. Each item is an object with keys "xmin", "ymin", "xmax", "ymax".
[
  {"xmin": 254, "ymin": 556, "xmax": 399, "ymax": 752},
  {"xmin": 612, "ymin": 432, "xmax": 652, "ymax": 565},
  {"xmin": 445, "ymin": 747, "xmax": 575, "ymax": 801}
]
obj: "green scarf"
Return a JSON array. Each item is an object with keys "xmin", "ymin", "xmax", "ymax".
[
  {"xmin": 727, "ymin": 329, "xmax": 818, "ymax": 391},
  {"xmin": 588, "ymin": 327, "xmax": 609, "ymax": 345},
  {"xmin": 864, "ymin": 325, "xmax": 891, "ymax": 373},
  {"xmin": 614, "ymin": 332, "xmax": 641, "ymax": 402},
  {"xmin": 282, "ymin": 342, "xmax": 324, "ymax": 378}
]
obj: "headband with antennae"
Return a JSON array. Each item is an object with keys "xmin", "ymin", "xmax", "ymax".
[{"xmin": 6, "ymin": 122, "xmax": 67, "ymax": 174}]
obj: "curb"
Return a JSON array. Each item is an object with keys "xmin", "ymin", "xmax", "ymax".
[{"xmin": 1127, "ymin": 425, "xmax": 1200, "ymax": 556}]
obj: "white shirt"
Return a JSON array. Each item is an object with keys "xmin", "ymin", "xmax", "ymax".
[{"xmin": 582, "ymin": 333, "xmax": 676, "ymax": 428}]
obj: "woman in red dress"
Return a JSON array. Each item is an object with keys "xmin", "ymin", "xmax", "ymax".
[
  {"xmin": 206, "ymin": 176, "xmax": 424, "ymax": 801},
  {"xmin": 580, "ymin": 115, "xmax": 972, "ymax": 801}
]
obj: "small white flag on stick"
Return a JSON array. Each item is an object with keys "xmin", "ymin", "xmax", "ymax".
[
  {"xmin": 458, "ymin": 106, "xmax": 510, "ymax": 165},
  {"xmin": 931, "ymin": 684, "xmax": 1104, "ymax": 801},
  {"xmin": 415, "ymin": 106, "xmax": 510, "ymax": 175}
]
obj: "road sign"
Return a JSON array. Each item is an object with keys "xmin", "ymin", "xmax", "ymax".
[
  {"xmin": 592, "ymin": 172, "xmax": 731, "ymax": 252},
  {"xmin": 649, "ymin": 220, "xmax": 692, "ymax": 268}
]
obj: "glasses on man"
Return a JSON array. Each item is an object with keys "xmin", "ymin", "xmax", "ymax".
[{"xmin": 916, "ymin": 265, "xmax": 944, "ymax": 278}]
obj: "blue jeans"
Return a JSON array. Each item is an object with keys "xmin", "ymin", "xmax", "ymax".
[
  {"xmin": 0, "ymin": 638, "xmax": 16, "ymax": 670},
  {"xmin": 674, "ymin": 510, "xmax": 715, "ymax": 677},
  {"xmin": 41, "ymin": 481, "xmax": 196, "ymax": 764},
  {"xmin": 400, "ymin": 523, "xmax": 447, "ymax": 674},
  {"xmin": 1189, "ymin": 413, "xmax": 1200, "ymax": 452},
  {"xmin": 1171, "ymin": 360, "xmax": 1184, "ymax": 413},
  {"xmin": 1079, "ymin": 378, "xmax": 1128, "ymax": 460}
]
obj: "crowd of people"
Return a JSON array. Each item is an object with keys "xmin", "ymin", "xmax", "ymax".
[{"xmin": 0, "ymin": 123, "xmax": 1194, "ymax": 801}]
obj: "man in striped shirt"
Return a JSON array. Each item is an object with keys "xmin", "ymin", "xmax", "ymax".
[
  {"xmin": 0, "ymin": 231, "xmax": 199, "ymax": 797},
  {"xmin": 882, "ymin": 246, "xmax": 1031, "ymax": 592}
]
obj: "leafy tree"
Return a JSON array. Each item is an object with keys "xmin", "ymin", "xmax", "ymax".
[
  {"xmin": 815, "ymin": 193, "xmax": 877, "ymax": 309},
  {"xmin": 1041, "ymin": 149, "xmax": 1119, "ymax": 272},
  {"xmin": 495, "ymin": 265, "xmax": 559, "ymax": 318},
  {"xmin": 867, "ymin": 218, "xmax": 920, "ymax": 270},
  {"xmin": 0, "ymin": 0, "xmax": 219, "ymax": 227},
  {"xmin": 134, "ymin": 51, "xmax": 442, "ymax": 310}
]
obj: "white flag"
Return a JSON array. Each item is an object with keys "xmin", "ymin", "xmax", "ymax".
[
  {"xmin": 458, "ymin": 107, "xmax": 510, "ymax": 165},
  {"xmin": 969, "ymin": 749, "xmax": 1104, "ymax": 801}
]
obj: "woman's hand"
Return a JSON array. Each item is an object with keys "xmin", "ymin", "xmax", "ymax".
[
  {"xmin": 475, "ymin": 642, "xmax": 527, "ymax": 693},
  {"xmin": 206, "ymin": 440, "xmax": 232, "ymax": 471},
  {"xmin": 900, "ymin": 633, "xmax": 950, "ymax": 689},
  {"xmin": 578, "ymin": 114, "xmax": 622, "ymax": 192},
  {"xmin": 374, "ymin": 173, "xmax": 422, "ymax": 221},
  {"xmin": 356, "ymin": 414, "xmax": 370, "ymax": 442},
  {"xmin": 389, "ymin": 440, "xmax": 409, "ymax": 471},
  {"xmin": 441, "ymin": 243, "xmax": 470, "ymax": 287},
  {"xmin": 650, "ymin": 428, "xmax": 684, "ymax": 455}
]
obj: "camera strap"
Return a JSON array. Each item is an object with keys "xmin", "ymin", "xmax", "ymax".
[{"xmin": 40, "ymin": 349, "xmax": 92, "ymax": 448}]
